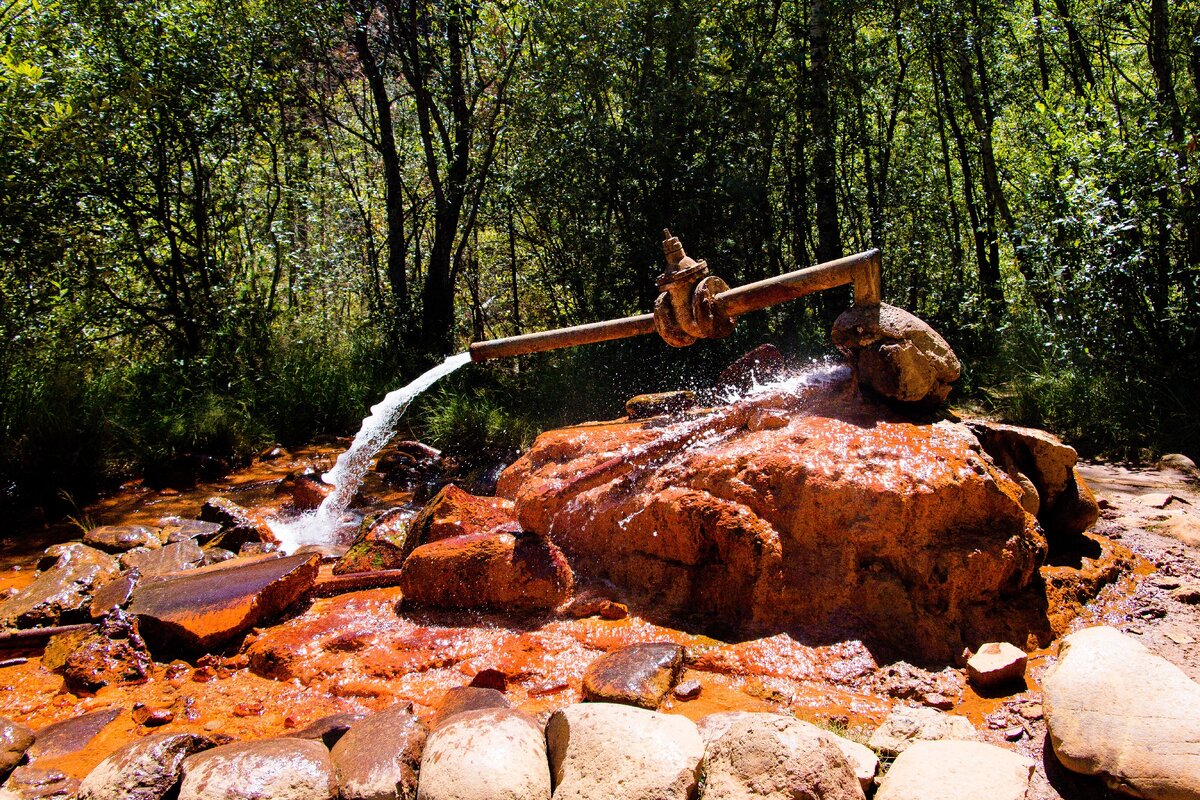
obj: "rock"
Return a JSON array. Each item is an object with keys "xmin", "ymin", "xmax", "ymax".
[
  {"xmin": 197, "ymin": 497, "xmax": 278, "ymax": 552},
  {"xmin": 625, "ymin": 391, "xmax": 697, "ymax": 421},
  {"xmin": 1170, "ymin": 584, "xmax": 1200, "ymax": 604},
  {"xmin": 0, "ymin": 719, "xmax": 34, "ymax": 782},
  {"xmin": 417, "ymin": 708, "xmax": 550, "ymax": 800},
  {"xmin": 1, "ymin": 766, "xmax": 79, "ymax": 799},
  {"xmin": 875, "ymin": 740, "xmax": 1034, "ymax": 800},
  {"xmin": 747, "ymin": 408, "xmax": 788, "ymax": 431},
  {"xmin": 409, "ymin": 484, "xmax": 515, "ymax": 545},
  {"xmin": 178, "ymin": 739, "xmax": 337, "ymax": 800},
  {"xmin": 119, "ymin": 541, "xmax": 204, "ymax": 576},
  {"xmin": 696, "ymin": 712, "xmax": 864, "ymax": 800},
  {"xmin": 84, "ymin": 526, "xmax": 160, "ymax": 554},
  {"xmin": 399, "ymin": 532, "xmax": 572, "ymax": 612},
  {"xmin": 290, "ymin": 475, "xmax": 332, "ymax": 512},
  {"xmin": 332, "ymin": 510, "xmax": 415, "ymax": 575},
  {"xmin": 52, "ymin": 610, "xmax": 151, "ymax": 694},
  {"xmin": 88, "ymin": 570, "xmax": 140, "ymax": 619},
  {"xmin": 1159, "ymin": 453, "xmax": 1199, "ymax": 480},
  {"xmin": 77, "ymin": 733, "xmax": 217, "ymax": 800},
  {"xmin": 581, "ymin": 642, "xmax": 684, "ymax": 709},
  {"xmin": 546, "ymin": 703, "xmax": 703, "ymax": 800},
  {"xmin": 158, "ymin": 519, "xmax": 223, "ymax": 545},
  {"xmin": 201, "ymin": 548, "xmax": 236, "ymax": 566},
  {"xmin": 873, "ymin": 661, "xmax": 963, "ymax": 709},
  {"xmin": 501, "ymin": 372, "xmax": 1051, "ymax": 662},
  {"xmin": 375, "ymin": 442, "xmax": 442, "ymax": 488},
  {"xmin": 0, "ymin": 545, "xmax": 119, "ymax": 627},
  {"xmin": 330, "ymin": 702, "xmax": 425, "ymax": 800},
  {"xmin": 966, "ymin": 642, "xmax": 1027, "ymax": 690},
  {"xmin": 718, "ymin": 343, "xmax": 787, "ymax": 392},
  {"xmin": 127, "ymin": 553, "xmax": 320, "ymax": 654},
  {"xmin": 867, "ymin": 706, "xmax": 978, "ymax": 757},
  {"xmin": 430, "ymin": 687, "xmax": 511, "ymax": 731},
  {"xmin": 27, "ymin": 708, "xmax": 121, "ymax": 762},
  {"xmin": 832, "ymin": 302, "xmax": 961, "ymax": 405},
  {"xmin": 967, "ymin": 420, "xmax": 1098, "ymax": 538},
  {"xmin": 292, "ymin": 713, "xmax": 365, "ymax": 749},
  {"xmin": 673, "ymin": 679, "xmax": 701, "ymax": 700},
  {"xmin": 1141, "ymin": 492, "xmax": 1178, "ymax": 509},
  {"xmin": 238, "ymin": 542, "xmax": 280, "ymax": 557},
  {"xmin": 1044, "ymin": 625, "xmax": 1200, "ymax": 799},
  {"xmin": 467, "ymin": 668, "xmax": 507, "ymax": 691}
]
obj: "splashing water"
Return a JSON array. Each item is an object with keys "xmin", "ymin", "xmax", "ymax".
[{"xmin": 270, "ymin": 351, "xmax": 472, "ymax": 551}]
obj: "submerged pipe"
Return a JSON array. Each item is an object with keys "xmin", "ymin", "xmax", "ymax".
[{"xmin": 469, "ymin": 245, "xmax": 881, "ymax": 363}]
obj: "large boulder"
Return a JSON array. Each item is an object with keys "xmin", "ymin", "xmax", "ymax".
[
  {"xmin": 875, "ymin": 740, "xmax": 1034, "ymax": 800},
  {"xmin": 178, "ymin": 739, "xmax": 337, "ymax": 800},
  {"xmin": 697, "ymin": 712, "xmax": 864, "ymax": 800},
  {"xmin": 409, "ymin": 484, "xmax": 515, "ymax": 544},
  {"xmin": 1044, "ymin": 626, "xmax": 1200, "ymax": 799},
  {"xmin": 0, "ymin": 544, "xmax": 120, "ymax": 627},
  {"xmin": 77, "ymin": 733, "xmax": 218, "ymax": 800},
  {"xmin": 545, "ymin": 703, "xmax": 703, "ymax": 800},
  {"xmin": 831, "ymin": 302, "xmax": 961, "ymax": 406},
  {"xmin": 416, "ymin": 708, "xmax": 550, "ymax": 800},
  {"xmin": 500, "ymin": 373, "xmax": 1049, "ymax": 661},
  {"xmin": 127, "ymin": 553, "xmax": 319, "ymax": 654},
  {"xmin": 329, "ymin": 702, "xmax": 426, "ymax": 800},
  {"xmin": 399, "ymin": 532, "xmax": 572, "ymax": 612}
]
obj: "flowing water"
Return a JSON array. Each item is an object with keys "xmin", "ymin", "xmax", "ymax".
[{"xmin": 269, "ymin": 351, "xmax": 473, "ymax": 551}]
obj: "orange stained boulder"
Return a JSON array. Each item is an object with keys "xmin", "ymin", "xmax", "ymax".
[
  {"xmin": 127, "ymin": 553, "xmax": 320, "ymax": 655},
  {"xmin": 500, "ymin": 373, "xmax": 1053, "ymax": 662},
  {"xmin": 409, "ymin": 484, "xmax": 516, "ymax": 544}
]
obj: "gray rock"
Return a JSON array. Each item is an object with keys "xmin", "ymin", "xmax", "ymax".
[
  {"xmin": 88, "ymin": 570, "xmax": 140, "ymax": 619},
  {"xmin": 84, "ymin": 526, "xmax": 160, "ymax": 554},
  {"xmin": 546, "ymin": 703, "xmax": 703, "ymax": 800},
  {"xmin": 158, "ymin": 519, "xmax": 223, "ymax": 545},
  {"xmin": 178, "ymin": 738, "xmax": 336, "ymax": 800},
  {"xmin": 1044, "ymin": 625, "xmax": 1200, "ymax": 799},
  {"xmin": 77, "ymin": 733, "xmax": 217, "ymax": 800},
  {"xmin": 0, "ymin": 545, "xmax": 119, "ymax": 627},
  {"xmin": 416, "ymin": 708, "xmax": 549, "ymax": 800},
  {"xmin": 330, "ymin": 702, "xmax": 426, "ymax": 800},
  {"xmin": 119, "ymin": 542, "xmax": 204, "ymax": 576},
  {"xmin": 867, "ymin": 706, "xmax": 977, "ymax": 757},
  {"xmin": 0, "ymin": 718, "xmax": 34, "ymax": 782},
  {"xmin": 875, "ymin": 740, "xmax": 1034, "ymax": 800},
  {"xmin": 832, "ymin": 303, "xmax": 961, "ymax": 406},
  {"xmin": 696, "ymin": 712, "xmax": 864, "ymax": 800}
]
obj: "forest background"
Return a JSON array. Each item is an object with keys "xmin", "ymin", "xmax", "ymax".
[{"xmin": 1, "ymin": 0, "xmax": 1197, "ymax": 516}]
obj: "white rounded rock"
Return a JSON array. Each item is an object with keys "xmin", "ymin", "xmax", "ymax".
[
  {"xmin": 1044, "ymin": 625, "xmax": 1200, "ymax": 799},
  {"xmin": 416, "ymin": 708, "xmax": 550, "ymax": 800},
  {"xmin": 867, "ymin": 705, "xmax": 977, "ymax": 757},
  {"xmin": 697, "ymin": 712, "xmax": 864, "ymax": 800},
  {"xmin": 876, "ymin": 740, "xmax": 1033, "ymax": 800},
  {"xmin": 546, "ymin": 703, "xmax": 703, "ymax": 800},
  {"xmin": 178, "ymin": 738, "xmax": 337, "ymax": 800}
]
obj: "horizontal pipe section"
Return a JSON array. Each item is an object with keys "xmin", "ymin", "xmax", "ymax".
[
  {"xmin": 468, "ymin": 248, "xmax": 881, "ymax": 361},
  {"xmin": 470, "ymin": 313, "xmax": 657, "ymax": 362},
  {"xmin": 714, "ymin": 249, "xmax": 880, "ymax": 318}
]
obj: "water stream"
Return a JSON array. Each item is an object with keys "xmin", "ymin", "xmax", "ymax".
[{"xmin": 269, "ymin": 351, "xmax": 472, "ymax": 551}]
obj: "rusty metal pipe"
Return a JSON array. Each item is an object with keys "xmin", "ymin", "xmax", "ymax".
[
  {"xmin": 470, "ymin": 313, "xmax": 656, "ymax": 362},
  {"xmin": 469, "ymin": 248, "xmax": 881, "ymax": 362}
]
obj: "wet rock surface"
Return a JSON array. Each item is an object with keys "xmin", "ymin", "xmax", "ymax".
[
  {"xmin": 2, "ymin": 765, "xmax": 80, "ymax": 799},
  {"xmin": 330, "ymin": 702, "xmax": 425, "ymax": 800},
  {"xmin": 876, "ymin": 740, "xmax": 1035, "ymax": 800},
  {"xmin": 399, "ymin": 531, "xmax": 572, "ymax": 611},
  {"xmin": 546, "ymin": 703, "xmax": 703, "ymax": 800},
  {"xmin": 1044, "ymin": 625, "xmax": 1200, "ymax": 799},
  {"xmin": 83, "ymin": 526, "xmax": 159, "ymax": 554},
  {"xmin": 625, "ymin": 390, "xmax": 697, "ymax": 420},
  {"xmin": 26, "ymin": 708, "xmax": 121, "ymax": 762},
  {"xmin": 502, "ymin": 372, "xmax": 1048, "ymax": 661},
  {"xmin": 76, "ymin": 732, "xmax": 217, "ymax": 800},
  {"xmin": 178, "ymin": 738, "xmax": 337, "ymax": 800},
  {"xmin": 0, "ymin": 718, "xmax": 34, "ymax": 782},
  {"xmin": 333, "ymin": 509, "xmax": 415, "ymax": 575},
  {"xmin": 0, "ymin": 545, "xmax": 119, "ymax": 627},
  {"xmin": 198, "ymin": 497, "xmax": 279, "ymax": 552},
  {"xmin": 717, "ymin": 343, "xmax": 787, "ymax": 391},
  {"xmin": 417, "ymin": 708, "xmax": 550, "ymax": 800},
  {"xmin": 581, "ymin": 642, "xmax": 684, "ymax": 708},
  {"xmin": 408, "ymin": 484, "xmax": 514, "ymax": 544},
  {"xmin": 53, "ymin": 610, "xmax": 151, "ymax": 694},
  {"xmin": 127, "ymin": 552, "xmax": 319, "ymax": 654},
  {"xmin": 118, "ymin": 541, "xmax": 204, "ymax": 576},
  {"xmin": 697, "ymin": 711, "xmax": 864, "ymax": 800}
]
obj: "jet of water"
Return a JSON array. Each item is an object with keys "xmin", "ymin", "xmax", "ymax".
[{"xmin": 270, "ymin": 351, "xmax": 472, "ymax": 551}]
